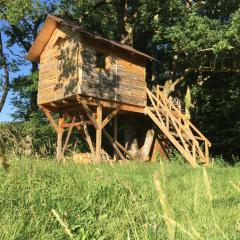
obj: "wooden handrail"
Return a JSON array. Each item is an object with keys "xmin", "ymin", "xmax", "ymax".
[
  {"xmin": 145, "ymin": 106, "xmax": 198, "ymax": 167},
  {"xmin": 156, "ymin": 85, "xmax": 211, "ymax": 146},
  {"xmin": 147, "ymin": 88, "xmax": 198, "ymax": 146},
  {"xmin": 146, "ymin": 87, "xmax": 209, "ymax": 163},
  {"xmin": 188, "ymin": 121, "xmax": 211, "ymax": 146}
]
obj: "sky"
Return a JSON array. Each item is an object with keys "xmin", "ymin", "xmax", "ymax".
[{"xmin": 0, "ymin": 31, "xmax": 31, "ymax": 122}]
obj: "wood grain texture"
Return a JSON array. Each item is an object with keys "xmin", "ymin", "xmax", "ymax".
[{"xmin": 38, "ymin": 24, "xmax": 147, "ymax": 107}]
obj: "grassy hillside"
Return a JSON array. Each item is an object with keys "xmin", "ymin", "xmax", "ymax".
[{"xmin": 0, "ymin": 159, "xmax": 239, "ymax": 239}]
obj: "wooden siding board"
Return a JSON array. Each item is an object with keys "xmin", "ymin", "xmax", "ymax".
[{"xmin": 38, "ymin": 25, "xmax": 146, "ymax": 107}]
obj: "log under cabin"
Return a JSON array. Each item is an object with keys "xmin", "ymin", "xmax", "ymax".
[{"xmin": 27, "ymin": 15, "xmax": 211, "ymax": 167}]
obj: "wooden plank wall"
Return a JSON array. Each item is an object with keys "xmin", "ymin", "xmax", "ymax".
[
  {"xmin": 116, "ymin": 59, "xmax": 146, "ymax": 106},
  {"xmin": 38, "ymin": 25, "xmax": 146, "ymax": 107},
  {"xmin": 38, "ymin": 28, "xmax": 59, "ymax": 104},
  {"xmin": 80, "ymin": 46, "xmax": 118, "ymax": 101},
  {"xmin": 38, "ymin": 25, "xmax": 81, "ymax": 105},
  {"xmin": 80, "ymin": 44, "xmax": 146, "ymax": 106}
]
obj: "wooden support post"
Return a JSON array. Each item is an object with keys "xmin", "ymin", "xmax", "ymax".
[
  {"xmin": 40, "ymin": 105, "xmax": 58, "ymax": 133},
  {"xmin": 81, "ymin": 102, "xmax": 98, "ymax": 129},
  {"xmin": 56, "ymin": 115, "xmax": 65, "ymax": 163},
  {"xmin": 96, "ymin": 105, "xmax": 102, "ymax": 162},
  {"xmin": 103, "ymin": 129, "xmax": 125, "ymax": 160},
  {"xmin": 157, "ymin": 85, "xmax": 160, "ymax": 108},
  {"xmin": 205, "ymin": 141, "xmax": 209, "ymax": 164},
  {"xmin": 114, "ymin": 116, "xmax": 118, "ymax": 160},
  {"xmin": 62, "ymin": 116, "xmax": 76, "ymax": 157},
  {"xmin": 101, "ymin": 109, "xmax": 119, "ymax": 129},
  {"xmin": 78, "ymin": 114, "xmax": 95, "ymax": 156},
  {"xmin": 192, "ymin": 141, "xmax": 196, "ymax": 163},
  {"xmin": 166, "ymin": 113, "xmax": 169, "ymax": 130}
]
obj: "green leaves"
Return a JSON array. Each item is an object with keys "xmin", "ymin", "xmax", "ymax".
[{"xmin": 0, "ymin": 0, "xmax": 33, "ymax": 24}]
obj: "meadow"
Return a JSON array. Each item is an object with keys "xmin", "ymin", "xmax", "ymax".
[{"xmin": 0, "ymin": 158, "xmax": 239, "ymax": 240}]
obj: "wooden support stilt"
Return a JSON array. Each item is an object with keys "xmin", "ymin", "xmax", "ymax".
[
  {"xmin": 205, "ymin": 141, "xmax": 209, "ymax": 164},
  {"xmin": 114, "ymin": 116, "xmax": 118, "ymax": 160},
  {"xmin": 40, "ymin": 105, "xmax": 58, "ymax": 133},
  {"xmin": 62, "ymin": 116, "xmax": 76, "ymax": 157},
  {"xmin": 96, "ymin": 105, "xmax": 102, "ymax": 162},
  {"xmin": 78, "ymin": 114, "xmax": 95, "ymax": 156},
  {"xmin": 101, "ymin": 108, "xmax": 119, "ymax": 129},
  {"xmin": 57, "ymin": 130, "xmax": 63, "ymax": 162},
  {"xmin": 81, "ymin": 102, "xmax": 98, "ymax": 129},
  {"xmin": 56, "ymin": 115, "xmax": 65, "ymax": 162},
  {"xmin": 103, "ymin": 129, "xmax": 125, "ymax": 160}
]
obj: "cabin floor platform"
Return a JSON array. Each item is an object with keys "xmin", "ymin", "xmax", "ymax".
[{"xmin": 40, "ymin": 94, "xmax": 146, "ymax": 115}]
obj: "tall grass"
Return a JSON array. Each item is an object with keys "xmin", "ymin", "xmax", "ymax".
[{"xmin": 0, "ymin": 158, "xmax": 239, "ymax": 239}]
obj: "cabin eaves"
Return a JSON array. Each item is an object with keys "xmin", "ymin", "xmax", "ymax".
[{"xmin": 27, "ymin": 14, "xmax": 156, "ymax": 63}]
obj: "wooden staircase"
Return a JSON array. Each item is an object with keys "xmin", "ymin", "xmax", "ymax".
[{"xmin": 145, "ymin": 86, "xmax": 211, "ymax": 167}]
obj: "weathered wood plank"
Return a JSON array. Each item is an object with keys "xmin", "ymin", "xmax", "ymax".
[
  {"xmin": 101, "ymin": 108, "xmax": 119, "ymax": 129},
  {"xmin": 62, "ymin": 116, "xmax": 76, "ymax": 155},
  {"xmin": 40, "ymin": 105, "xmax": 59, "ymax": 133},
  {"xmin": 78, "ymin": 114, "xmax": 95, "ymax": 156},
  {"xmin": 102, "ymin": 129, "xmax": 125, "ymax": 160},
  {"xmin": 81, "ymin": 102, "xmax": 99, "ymax": 129}
]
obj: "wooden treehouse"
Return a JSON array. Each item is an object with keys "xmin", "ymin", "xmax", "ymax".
[{"xmin": 27, "ymin": 15, "xmax": 211, "ymax": 167}]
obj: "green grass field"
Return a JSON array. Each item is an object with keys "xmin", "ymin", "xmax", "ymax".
[{"xmin": 0, "ymin": 158, "xmax": 240, "ymax": 240}]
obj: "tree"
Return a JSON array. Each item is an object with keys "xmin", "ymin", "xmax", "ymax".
[
  {"xmin": 0, "ymin": 31, "xmax": 9, "ymax": 112},
  {"xmin": 0, "ymin": 0, "xmax": 33, "ymax": 112},
  {"xmin": 0, "ymin": 0, "xmax": 57, "ymax": 120}
]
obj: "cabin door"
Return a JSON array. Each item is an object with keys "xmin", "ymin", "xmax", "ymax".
[{"xmin": 56, "ymin": 38, "xmax": 80, "ymax": 99}]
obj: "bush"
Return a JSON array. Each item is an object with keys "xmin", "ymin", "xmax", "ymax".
[{"xmin": 0, "ymin": 120, "xmax": 56, "ymax": 158}]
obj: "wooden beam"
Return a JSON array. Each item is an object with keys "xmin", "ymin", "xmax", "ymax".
[
  {"xmin": 115, "ymin": 140, "xmax": 134, "ymax": 160},
  {"xmin": 102, "ymin": 129, "xmax": 125, "ymax": 160},
  {"xmin": 76, "ymin": 95, "xmax": 145, "ymax": 113},
  {"xmin": 81, "ymin": 102, "xmax": 99, "ymax": 129},
  {"xmin": 61, "ymin": 121, "xmax": 92, "ymax": 128},
  {"xmin": 102, "ymin": 129, "xmax": 134, "ymax": 160},
  {"xmin": 101, "ymin": 109, "xmax": 120, "ymax": 129},
  {"xmin": 56, "ymin": 115, "xmax": 64, "ymax": 162},
  {"xmin": 205, "ymin": 141, "xmax": 209, "ymax": 164},
  {"xmin": 78, "ymin": 114, "xmax": 95, "ymax": 156},
  {"xmin": 96, "ymin": 105, "xmax": 102, "ymax": 162},
  {"xmin": 42, "ymin": 95, "xmax": 145, "ymax": 114},
  {"xmin": 62, "ymin": 116, "xmax": 76, "ymax": 156},
  {"xmin": 40, "ymin": 105, "xmax": 58, "ymax": 133},
  {"xmin": 114, "ymin": 116, "xmax": 117, "ymax": 160},
  {"xmin": 145, "ymin": 107, "xmax": 197, "ymax": 167}
]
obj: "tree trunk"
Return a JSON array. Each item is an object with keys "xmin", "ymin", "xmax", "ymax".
[
  {"xmin": 124, "ymin": 115, "xmax": 138, "ymax": 158},
  {"xmin": 116, "ymin": 0, "xmax": 134, "ymax": 45},
  {"xmin": 0, "ymin": 31, "xmax": 9, "ymax": 112},
  {"xmin": 141, "ymin": 128, "xmax": 155, "ymax": 161}
]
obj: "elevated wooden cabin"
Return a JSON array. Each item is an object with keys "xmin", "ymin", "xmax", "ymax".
[{"xmin": 27, "ymin": 15, "xmax": 211, "ymax": 166}]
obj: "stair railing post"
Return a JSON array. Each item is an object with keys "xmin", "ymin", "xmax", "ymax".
[
  {"xmin": 192, "ymin": 141, "xmax": 196, "ymax": 164},
  {"xmin": 166, "ymin": 113, "xmax": 169, "ymax": 130},
  {"xmin": 157, "ymin": 85, "xmax": 160, "ymax": 108},
  {"xmin": 205, "ymin": 141, "xmax": 209, "ymax": 164}
]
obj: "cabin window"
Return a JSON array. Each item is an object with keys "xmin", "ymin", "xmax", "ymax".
[{"xmin": 96, "ymin": 53, "xmax": 106, "ymax": 69}]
